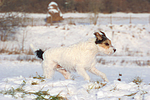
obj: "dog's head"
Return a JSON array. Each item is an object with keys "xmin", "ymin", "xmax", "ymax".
[{"xmin": 94, "ymin": 31, "xmax": 116, "ymax": 55}]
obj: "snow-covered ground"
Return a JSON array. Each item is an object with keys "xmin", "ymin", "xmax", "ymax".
[{"xmin": 0, "ymin": 13, "xmax": 150, "ymax": 100}]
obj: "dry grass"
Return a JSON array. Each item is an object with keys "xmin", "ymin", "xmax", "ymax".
[
  {"xmin": 132, "ymin": 76, "xmax": 143, "ymax": 85},
  {"xmin": 0, "ymin": 79, "xmax": 68, "ymax": 100},
  {"xmin": 67, "ymin": 18, "xmax": 76, "ymax": 25},
  {"xmin": 0, "ymin": 44, "xmax": 34, "ymax": 55},
  {"xmin": 87, "ymin": 81, "xmax": 107, "ymax": 93},
  {"xmin": 0, "ymin": 48, "xmax": 34, "ymax": 55},
  {"xmin": 16, "ymin": 55, "xmax": 38, "ymax": 62},
  {"xmin": 0, "ymin": 44, "xmax": 38, "ymax": 62},
  {"xmin": 89, "ymin": 13, "xmax": 99, "ymax": 25},
  {"xmin": 23, "ymin": 48, "xmax": 34, "ymax": 55},
  {"xmin": 97, "ymin": 58, "xmax": 150, "ymax": 67}
]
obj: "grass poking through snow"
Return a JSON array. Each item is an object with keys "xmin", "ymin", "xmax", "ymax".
[
  {"xmin": 132, "ymin": 76, "xmax": 143, "ymax": 85},
  {"xmin": 0, "ymin": 75, "xmax": 67, "ymax": 100}
]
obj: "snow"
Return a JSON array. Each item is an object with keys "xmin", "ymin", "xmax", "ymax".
[
  {"xmin": 0, "ymin": 13, "xmax": 150, "ymax": 100},
  {"xmin": 48, "ymin": 1, "xmax": 61, "ymax": 14},
  {"xmin": 48, "ymin": 2, "xmax": 58, "ymax": 7},
  {"xmin": 14, "ymin": 24, "xmax": 150, "ymax": 56}
]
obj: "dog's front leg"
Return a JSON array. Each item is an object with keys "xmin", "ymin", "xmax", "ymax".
[
  {"xmin": 89, "ymin": 67, "xmax": 109, "ymax": 82},
  {"xmin": 76, "ymin": 67, "xmax": 90, "ymax": 81}
]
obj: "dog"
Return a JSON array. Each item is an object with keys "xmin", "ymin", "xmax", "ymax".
[{"xmin": 30, "ymin": 31, "xmax": 116, "ymax": 82}]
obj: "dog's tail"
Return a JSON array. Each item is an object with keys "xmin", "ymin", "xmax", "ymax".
[{"xmin": 30, "ymin": 44, "xmax": 44, "ymax": 60}]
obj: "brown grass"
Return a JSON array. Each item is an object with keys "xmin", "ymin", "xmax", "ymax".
[
  {"xmin": 0, "ymin": 44, "xmax": 34, "ymax": 55},
  {"xmin": 16, "ymin": 55, "xmax": 38, "ymax": 62},
  {"xmin": 132, "ymin": 76, "xmax": 143, "ymax": 85}
]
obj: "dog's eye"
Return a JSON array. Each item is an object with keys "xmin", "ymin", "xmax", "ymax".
[{"xmin": 105, "ymin": 43, "xmax": 109, "ymax": 46}]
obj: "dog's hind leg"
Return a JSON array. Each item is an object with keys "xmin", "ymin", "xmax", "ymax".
[
  {"xmin": 57, "ymin": 69, "xmax": 71, "ymax": 79},
  {"xmin": 56, "ymin": 65, "xmax": 71, "ymax": 79},
  {"xmin": 89, "ymin": 67, "xmax": 109, "ymax": 82},
  {"xmin": 42, "ymin": 60, "xmax": 56, "ymax": 79}
]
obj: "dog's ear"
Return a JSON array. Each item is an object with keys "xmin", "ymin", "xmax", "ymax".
[
  {"xmin": 94, "ymin": 31, "xmax": 108, "ymax": 44},
  {"xmin": 100, "ymin": 31, "xmax": 106, "ymax": 36},
  {"xmin": 94, "ymin": 31, "xmax": 106, "ymax": 40},
  {"xmin": 94, "ymin": 32, "xmax": 103, "ymax": 40}
]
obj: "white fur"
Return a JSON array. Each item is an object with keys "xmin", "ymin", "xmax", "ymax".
[
  {"xmin": 97, "ymin": 45, "xmax": 115, "ymax": 55},
  {"xmin": 37, "ymin": 38, "xmax": 115, "ymax": 82}
]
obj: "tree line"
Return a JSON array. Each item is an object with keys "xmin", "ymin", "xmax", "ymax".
[{"xmin": 0, "ymin": 0, "xmax": 150, "ymax": 13}]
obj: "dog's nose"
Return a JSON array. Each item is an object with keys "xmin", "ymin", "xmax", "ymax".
[{"xmin": 113, "ymin": 49, "xmax": 116, "ymax": 52}]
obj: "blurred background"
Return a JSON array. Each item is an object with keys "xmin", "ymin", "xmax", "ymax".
[{"xmin": 0, "ymin": 0, "xmax": 150, "ymax": 13}]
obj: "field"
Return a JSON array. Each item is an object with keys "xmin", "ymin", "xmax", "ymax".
[{"xmin": 0, "ymin": 12, "xmax": 150, "ymax": 100}]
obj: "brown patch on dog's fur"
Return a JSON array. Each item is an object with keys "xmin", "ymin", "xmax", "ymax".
[
  {"xmin": 94, "ymin": 31, "xmax": 108, "ymax": 44},
  {"xmin": 97, "ymin": 39, "xmax": 112, "ymax": 49},
  {"xmin": 94, "ymin": 31, "xmax": 112, "ymax": 49}
]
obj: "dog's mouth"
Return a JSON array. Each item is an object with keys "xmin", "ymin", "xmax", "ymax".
[
  {"xmin": 97, "ymin": 46, "xmax": 116, "ymax": 55},
  {"xmin": 107, "ymin": 49, "xmax": 116, "ymax": 55},
  {"xmin": 109, "ymin": 47, "xmax": 116, "ymax": 55}
]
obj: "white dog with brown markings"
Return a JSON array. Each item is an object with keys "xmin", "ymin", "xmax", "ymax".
[{"xmin": 30, "ymin": 31, "xmax": 116, "ymax": 82}]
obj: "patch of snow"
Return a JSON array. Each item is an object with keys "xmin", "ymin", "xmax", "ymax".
[
  {"xmin": 0, "ymin": 76, "xmax": 150, "ymax": 100},
  {"xmin": 48, "ymin": 1, "xmax": 58, "ymax": 7}
]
